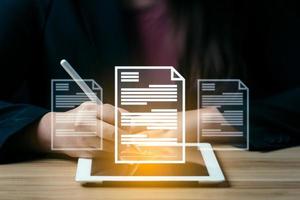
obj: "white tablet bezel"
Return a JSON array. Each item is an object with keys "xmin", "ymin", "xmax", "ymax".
[{"xmin": 75, "ymin": 143, "xmax": 224, "ymax": 183}]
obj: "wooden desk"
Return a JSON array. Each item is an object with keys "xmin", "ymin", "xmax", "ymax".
[{"xmin": 0, "ymin": 147, "xmax": 299, "ymax": 200}]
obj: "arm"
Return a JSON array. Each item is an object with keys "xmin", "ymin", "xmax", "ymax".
[
  {"xmin": 0, "ymin": 101, "xmax": 120, "ymax": 163},
  {"xmin": 0, "ymin": 0, "xmax": 51, "ymax": 163},
  {"xmin": 249, "ymin": 89, "xmax": 300, "ymax": 150},
  {"xmin": 134, "ymin": 100, "xmax": 300, "ymax": 152},
  {"xmin": 0, "ymin": 101, "xmax": 48, "ymax": 163}
]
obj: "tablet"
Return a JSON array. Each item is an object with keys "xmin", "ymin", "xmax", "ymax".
[{"xmin": 76, "ymin": 143, "xmax": 224, "ymax": 183}]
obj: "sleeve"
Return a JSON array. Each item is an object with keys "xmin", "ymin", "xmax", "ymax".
[
  {"xmin": 0, "ymin": 101, "xmax": 48, "ymax": 163},
  {"xmin": 0, "ymin": 0, "xmax": 51, "ymax": 163},
  {"xmin": 249, "ymin": 89, "xmax": 300, "ymax": 150}
]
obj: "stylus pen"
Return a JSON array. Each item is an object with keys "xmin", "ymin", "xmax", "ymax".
[
  {"xmin": 60, "ymin": 59, "xmax": 102, "ymax": 105},
  {"xmin": 60, "ymin": 59, "xmax": 142, "ymax": 153}
]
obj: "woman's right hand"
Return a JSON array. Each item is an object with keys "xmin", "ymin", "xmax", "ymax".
[{"xmin": 35, "ymin": 102, "xmax": 124, "ymax": 159}]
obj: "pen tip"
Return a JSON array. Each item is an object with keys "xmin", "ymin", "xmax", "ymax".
[{"xmin": 60, "ymin": 59, "xmax": 67, "ymax": 66}]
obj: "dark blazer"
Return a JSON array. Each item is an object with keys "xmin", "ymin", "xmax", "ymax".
[{"xmin": 0, "ymin": 0, "xmax": 299, "ymax": 162}]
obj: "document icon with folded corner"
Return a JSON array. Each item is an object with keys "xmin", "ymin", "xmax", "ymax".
[
  {"xmin": 197, "ymin": 79, "xmax": 249, "ymax": 150},
  {"xmin": 115, "ymin": 66, "xmax": 185, "ymax": 164},
  {"xmin": 51, "ymin": 79, "xmax": 103, "ymax": 150}
]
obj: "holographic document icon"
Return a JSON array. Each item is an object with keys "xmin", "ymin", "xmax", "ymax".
[
  {"xmin": 115, "ymin": 67, "xmax": 185, "ymax": 163},
  {"xmin": 197, "ymin": 79, "xmax": 249, "ymax": 150},
  {"xmin": 51, "ymin": 79, "xmax": 103, "ymax": 150}
]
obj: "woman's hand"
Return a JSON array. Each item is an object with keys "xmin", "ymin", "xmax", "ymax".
[
  {"xmin": 34, "ymin": 102, "xmax": 125, "ymax": 159},
  {"xmin": 121, "ymin": 107, "xmax": 221, "ymax": 161}
]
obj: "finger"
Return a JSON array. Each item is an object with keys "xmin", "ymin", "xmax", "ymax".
[
  {"xmin": 118, "ymin": 108, "xmax": 147, "ymax": 133},
  {"xmin": 100, "ymin": 121, "xmax": 115, "ymax": 141},
  {"xmin": 101, "ymin": 140, "xmax": 115, "ymax": 153},
  {"xmin": 96, "ymin": 104, "xmax": 147, "ymax": 134},
  {"xmin": 74, "ymin": 101, "xmax": 98, "ymax": 126},
  {"xmin": 122, "ymin": 125, "xmax": 147, "ymax": 134},
  {"xmin": 73, "ymin": 105, "xmax": 114, "ymax": 141},
  {"xmin": 118, "ymin": 107, "xmax": 128, "ymax": 114},
  {"xmin": 101, "ymin": 121, "xmax": 131, "ymax": 142},
  {"xmin": 81, "ymin": 140, "xmax": 114, "ymax": 159},
  {"xmin": 73, "ymin": 103, "xmax": 115, "ymax": 141},
  {"xmin": 73, "ymin": 117, "xmax": 123, "ymax": 142},
  {"xmin": 74, "ymin": 136, "xmax": 114, "ymax": 152},
  {"xmin": 97, "ymin": 104, "xmax": 115, "ymax": 125},
  {"xmin": 97, "ymin": 104, "xmax": 131, "ymax": 127}
]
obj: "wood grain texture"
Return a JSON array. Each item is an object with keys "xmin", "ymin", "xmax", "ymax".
[{"xmin": 0, "ymin": 147, "xmax": 299, "ymax": 200}]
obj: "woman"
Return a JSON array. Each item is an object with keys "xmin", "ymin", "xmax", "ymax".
[{"xmin": 0, "ymin": 0, "xmax": 299, "ymax": 163}]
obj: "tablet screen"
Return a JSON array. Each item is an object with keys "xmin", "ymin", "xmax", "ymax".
[{"xmin": 91, "ymin": 147, "xmax": 208, "ymax": 177}]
